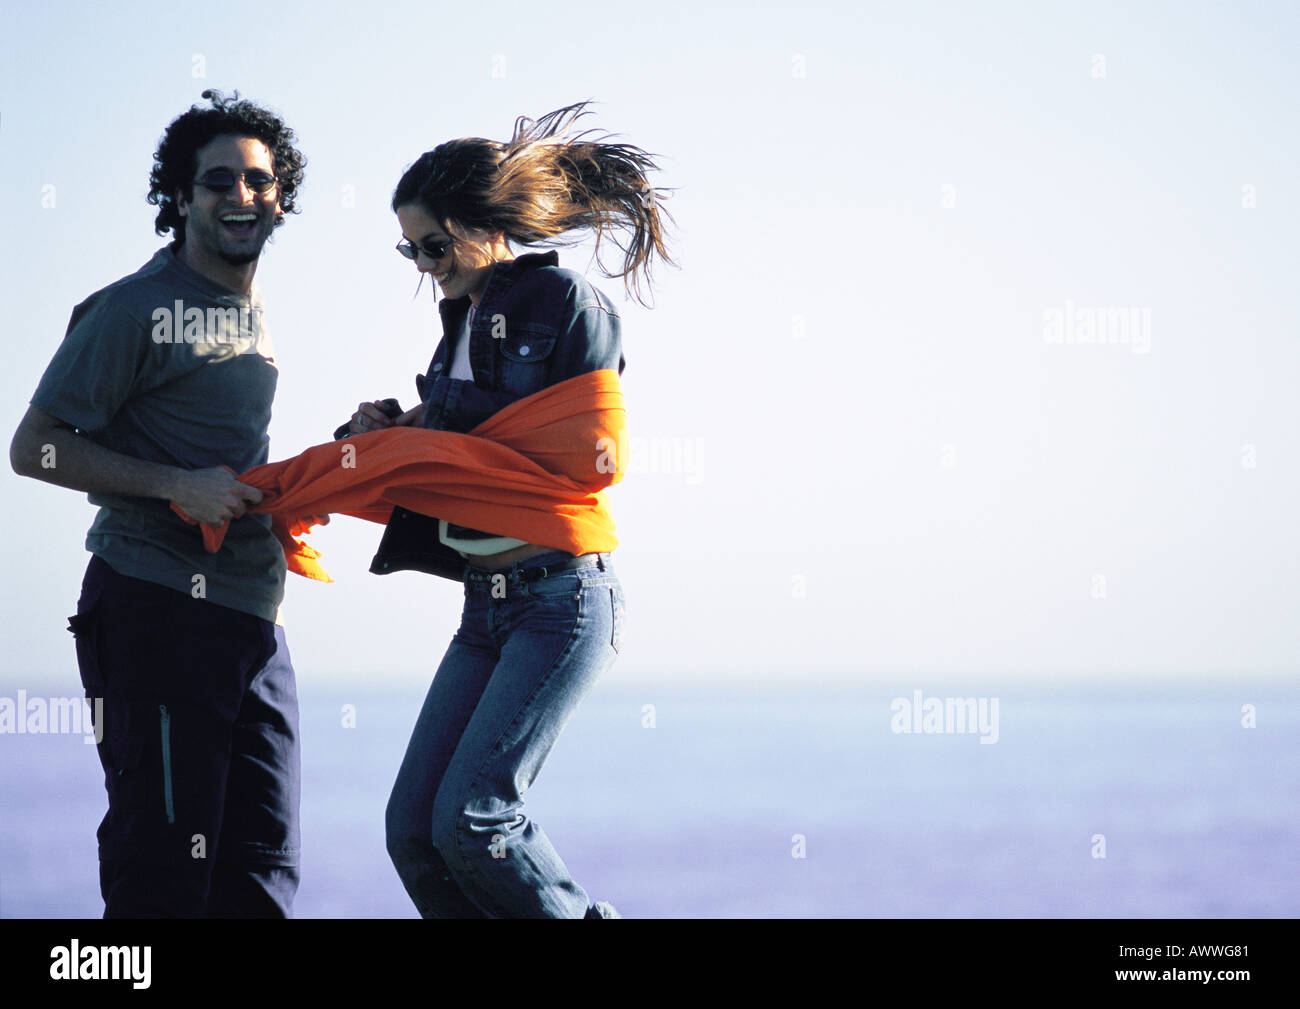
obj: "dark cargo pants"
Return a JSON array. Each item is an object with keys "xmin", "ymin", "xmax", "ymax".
[{"xmin": 69, "ymin": 555, "xmax": 300, "ymax": 918}]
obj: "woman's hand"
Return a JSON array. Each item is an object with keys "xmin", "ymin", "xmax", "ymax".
[
  {"xmin": 348, "ymin": 400, "xmax": 403, "ymax": 436},
  {"xmin": 392, "ymin": 404, "xmax": 424, "ymax": 427}
]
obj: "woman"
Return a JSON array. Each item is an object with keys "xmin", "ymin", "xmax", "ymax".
[{"xmin": 343, "ymin": 102, "xmax": 672, "ymax": 918}]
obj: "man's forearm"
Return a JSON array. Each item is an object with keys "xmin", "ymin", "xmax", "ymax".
[
  {"xmin": 11, "ymin": 405, "xmax": 263, "ymax": 526},
  {"xmin": 10, "ymin": 411, "xmax": 181, "ymax": 501}
]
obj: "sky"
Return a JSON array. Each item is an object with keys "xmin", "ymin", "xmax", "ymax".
[{"xmin": 1, "ymin": 0, "xmax": 1297, "ymax": 688}]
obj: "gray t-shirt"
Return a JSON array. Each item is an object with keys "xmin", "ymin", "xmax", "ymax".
[{"xmin": 31, "ymin": 245, "xmax": 286, "ymax": 622}]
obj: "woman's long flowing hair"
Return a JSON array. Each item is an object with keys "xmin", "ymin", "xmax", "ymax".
[{"xmin": 392, "ymin": 101, "xmax": 675, "ymax": 305}]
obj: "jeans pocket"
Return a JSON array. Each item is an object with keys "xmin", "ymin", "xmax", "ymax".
[{"xmin": 527, "ymin": 569, "xmax": 583, "ymax": 604}]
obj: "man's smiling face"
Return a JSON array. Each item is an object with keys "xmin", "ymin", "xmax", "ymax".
[{"xmin": 177, "ymin": 134, "xmax": 282, "ymax": 268}]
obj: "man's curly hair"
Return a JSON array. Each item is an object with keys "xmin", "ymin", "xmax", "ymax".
[{"xmin": 147, "ymin": 89, "xmax": 306, "ymax": 244}]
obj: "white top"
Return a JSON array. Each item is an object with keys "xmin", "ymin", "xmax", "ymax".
[
  {"xmin": 438, "ymin": 299, "xmax": 530, "ymax": 556},
  {"xmin": 448, "ymin": 302, "xmax": 474, "ymax": 380}
]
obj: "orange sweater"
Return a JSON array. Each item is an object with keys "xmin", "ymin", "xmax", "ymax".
[{"xmin": 172, "ymin": 369, "xmax": 626, "ymax": 582}]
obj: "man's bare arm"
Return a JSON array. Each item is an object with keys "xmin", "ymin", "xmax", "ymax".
[{"xmin": 10, "ymin": 404, "xmax": 262, "ymax": 526}]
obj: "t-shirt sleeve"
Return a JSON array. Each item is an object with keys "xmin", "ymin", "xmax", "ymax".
[{"xmin": 30, "ymin": 296, "xmax": 152, "ymax": 433}]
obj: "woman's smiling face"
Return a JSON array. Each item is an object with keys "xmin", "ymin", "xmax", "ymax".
[{"xmin": 396, "ymin": 203, "xmax": 504, "ymax": 304}]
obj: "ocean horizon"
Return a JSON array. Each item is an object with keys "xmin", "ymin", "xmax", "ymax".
[{"xmin": 2, "ymin": 676, "xmax": 1296, "ymax": 918}]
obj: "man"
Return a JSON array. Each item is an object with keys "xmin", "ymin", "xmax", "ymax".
[{"xmin": 9, "ymin": 90, "xmax": 307, "ymax": 917}]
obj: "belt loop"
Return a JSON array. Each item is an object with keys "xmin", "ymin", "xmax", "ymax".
[{"xmin": 597, "ymin": 553, "xmax": 606, "ymax": 571}]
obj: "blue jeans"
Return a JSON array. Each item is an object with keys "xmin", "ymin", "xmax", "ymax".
[{"xmin": 385, "ymin": 550, "xmax": 624, "ymax": 918}]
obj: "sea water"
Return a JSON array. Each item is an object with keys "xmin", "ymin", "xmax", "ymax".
[{"xmin": 1, "ymin": 677, "xmax": 1296, "ymax": 918}]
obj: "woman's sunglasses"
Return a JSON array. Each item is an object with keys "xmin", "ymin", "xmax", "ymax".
[
  {"xmin": 396, "ymin": 236, "xmax": 454, "ymax": 261},
  {"xmin": 193, "ymin": 169, "xmax": 279, "ymax": 195}
]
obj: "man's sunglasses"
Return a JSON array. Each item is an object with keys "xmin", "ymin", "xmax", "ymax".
[
  {"xmin": 396, "ymin": 236, "xmax": 454, "ymax": 261},
  {"xmin": 193, "ymin": 169, "xmax": 279, "ymax": 195}
]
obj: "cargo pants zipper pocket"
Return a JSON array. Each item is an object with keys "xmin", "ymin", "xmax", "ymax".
[{"xmin": 159, "ymin": 704, "xmax": 175, "ymax": 824}]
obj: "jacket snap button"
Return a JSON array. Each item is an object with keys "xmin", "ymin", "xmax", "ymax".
[{"xmin": 519, "ymin": 345, "xmax": 530, "ymax": 355}]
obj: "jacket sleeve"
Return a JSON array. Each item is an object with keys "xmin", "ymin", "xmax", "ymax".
[{"xmin": 549, "ymin": 282, "xmax": 625, "ymax": 382}]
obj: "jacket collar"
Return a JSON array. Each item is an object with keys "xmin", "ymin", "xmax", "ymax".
[{"xmin": 437, "ymin": 250, "xmax": 559, "ymax": 326}]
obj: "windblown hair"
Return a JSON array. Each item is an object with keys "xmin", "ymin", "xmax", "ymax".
[
  {"xmin": 392, "ymin": 100, "xmax": 675, "ymax": 304},
  {"xmin": 147, "ymin": 89, "xmax": 306, "ymax": 244}
]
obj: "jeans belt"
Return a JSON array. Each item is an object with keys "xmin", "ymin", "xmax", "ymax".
[{"xmin": 464, "ymin": 552, "xmax": 607, "ymax": 584}]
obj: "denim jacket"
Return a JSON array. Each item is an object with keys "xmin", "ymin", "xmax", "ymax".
[{"xmin": 336, "ymin": 251, "xmax": 625, "ymax": 581}]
